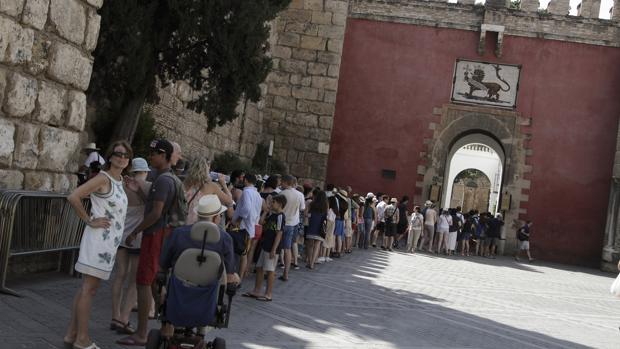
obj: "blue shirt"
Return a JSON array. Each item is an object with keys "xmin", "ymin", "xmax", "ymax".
[
  {"xmin": 232, "ymin": 186, "xmax": 262, "ymax": 238},
  {"xmin": 160, "ymin": 224, "xmax": 235, "ymax": 274}
]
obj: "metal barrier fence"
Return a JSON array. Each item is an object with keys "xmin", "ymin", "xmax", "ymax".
[{"xmin": 0, "ymin": 190, "xmax": 89, "ymax": 296}]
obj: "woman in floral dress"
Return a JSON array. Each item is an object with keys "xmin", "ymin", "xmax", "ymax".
[{"xmin": 64, "ymin": 140, "xmax": 132, "ymax": 349}]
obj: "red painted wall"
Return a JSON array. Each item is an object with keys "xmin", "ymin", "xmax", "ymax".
[{"xmin": 327, "ymin": 19, "xmax": 620, "ymax": 266}]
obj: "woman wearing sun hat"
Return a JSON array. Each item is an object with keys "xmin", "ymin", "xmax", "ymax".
[{"xmin": 110, "ymin": 157, "xmax": 152, "ymax": 336}]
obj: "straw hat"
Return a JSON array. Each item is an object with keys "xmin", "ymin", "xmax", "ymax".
[
  {"xmin": 85, "ymin": 142, "xmax": 99, "ymax": 150},
  {"xmin": 196, "ymin": 195, "xmax": 227, "ymax": 218},
  {"xmin": 366, "ymin": 192, "xmax": 375, "ymax": 199},
  {"xmin": 425, "ymin": 200, "xmax": 433, "ymax": 207}
]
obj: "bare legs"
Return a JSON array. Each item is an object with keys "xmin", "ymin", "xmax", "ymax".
[
  {"xmin": 118, "ymin": 253, "xmax": 140, "ymax": 325},
  {"xmin": 65, "ymin": 275, "xmax": 102, "ymax": 347}
]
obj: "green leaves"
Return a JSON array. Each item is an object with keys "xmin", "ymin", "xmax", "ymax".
[{"xmin": 90, "ymin": 0, "xmax": 291, "ymax": 143}]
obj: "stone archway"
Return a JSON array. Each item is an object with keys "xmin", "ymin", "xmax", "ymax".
[
  {"xmin": 417, "ymin": 103, "xmax": 532, "ymax": 253},
  {"xmin": 442, "ymin": 137, "xmax": 504, "ymax": 213}
]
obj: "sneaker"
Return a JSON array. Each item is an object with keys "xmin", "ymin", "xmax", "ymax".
[
  {"xmin": 316, "ymin": 257, "xmax": 325, "ymax": 264},
  {"xmin": 326, "ymin": 257, "xmax": 333, "ymax": 262},
  {"xmin": 293, "ymin": 264, "xmax": 300, "ymax": 270}
]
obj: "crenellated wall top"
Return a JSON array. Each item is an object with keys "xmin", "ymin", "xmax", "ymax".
[{"xmin": 349, "ymin": 0, "xmax": 620, "ymax": 47}]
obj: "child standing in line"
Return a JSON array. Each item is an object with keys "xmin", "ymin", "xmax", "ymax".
[{"xmin": 243, "ymin": 195, "xmax": 287, "ymax": 301}]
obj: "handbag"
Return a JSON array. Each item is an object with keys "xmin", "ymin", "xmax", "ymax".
[{"xmin": 610, "ymin": 273, "xmax": 620, "ymax": 298}]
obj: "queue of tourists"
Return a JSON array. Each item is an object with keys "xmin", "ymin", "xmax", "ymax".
[{"xmin": 63, "ymin": 138, "xmax": 534, "ymax": 349}]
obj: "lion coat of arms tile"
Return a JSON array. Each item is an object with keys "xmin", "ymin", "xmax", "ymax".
[{"xmin": 451, "ymin": 59, "xmax": 521, "ymax": 109}]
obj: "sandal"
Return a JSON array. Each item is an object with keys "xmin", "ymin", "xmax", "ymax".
[
  {"xmin": 116, "ymin": 321, "xmax": 136, "ymax": 335},
  {"xmin": 256, "ymin": 296, "xmax": 272, "ymax": 302},
  {"xmin": 242, "ymin": 292, "xmax": 258, "ymax": 298},
  {"xmin": 116, "ymin": 336, "xmax": 147, "ymax": 346},
  {"xmin": 278, "ymin": 276, "xmax": 288, "ymax": 281},
  {"xmin": 109, "ymin": 318, "xmax": 124, "ymax": 331}
]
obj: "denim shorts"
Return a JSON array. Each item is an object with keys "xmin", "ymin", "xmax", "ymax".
[
  {"xmin": 281, "ymin": 225, "xmax": 296, "ymax": 249},
  {"xmin": 334, "ymin": 219, "xmax": 345, "ymax": 237}
]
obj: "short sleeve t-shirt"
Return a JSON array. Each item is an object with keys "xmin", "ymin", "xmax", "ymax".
[
  {"xmin": 376, "ymin": 201, "xmax": 387, "ymax": 222},
  {"xmin": 143, "ymin": 169, "xmax": 176, "ymax": 235},
  {"xmin": 281, "ymin": 188, "xmax": 305, "ymax": 226},
  {"xmin": 262, "ymin": 212, "xmax": 285, "ymax": 253},
  {"xmin": 84, "ymin": 152, "xmax": 105, "ymax": 167}
]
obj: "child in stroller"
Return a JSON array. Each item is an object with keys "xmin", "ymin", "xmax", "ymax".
[{"xmin": 147, "ymin": 211, "xmax": 238, "ymax": 349}]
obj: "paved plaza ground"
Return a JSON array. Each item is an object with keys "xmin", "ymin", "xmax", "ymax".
[{"xmin": 1, "ymin": 248, "xmax": 619, "ymax": 349}]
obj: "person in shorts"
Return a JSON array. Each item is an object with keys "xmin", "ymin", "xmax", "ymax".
[
  {"xmin": 118, "ymin": 139, "xmax": 177, "ymax": 346},
  {"xmin": 383, "ymin": 198, "xmax": 399, "ymax": 251},
  {"xmin": 372, "ymin": 195, "xmax": 389, "ymax": 248},
  {"xmin": 244, "ymin": 195, "xmax": 286, "ymax": 301},
  {"xmin": 515, "ymin": 220, "xmax": 534, "ymax": 262}
]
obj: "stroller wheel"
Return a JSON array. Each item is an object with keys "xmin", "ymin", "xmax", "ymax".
[
  {"xmin": 211, "ymin": 337, "xmax": 226, "ymax": 349},
  {"xmin": 146, "ymin": 329, "xmax": 162, "ymax": 349}
]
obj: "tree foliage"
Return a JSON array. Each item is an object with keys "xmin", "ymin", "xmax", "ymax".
[{"xmin": 89, "ymin": 0, "xmax": 291, "ymax": 147}]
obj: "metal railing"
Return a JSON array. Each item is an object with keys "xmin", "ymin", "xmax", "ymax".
[{"xmin": 0, "ymin": 190, "xmax": 89, "ymax": 296}]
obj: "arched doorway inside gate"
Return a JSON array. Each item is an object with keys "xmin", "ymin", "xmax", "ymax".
[{"xmin": 441, "ymin": 134, "xmax": 505, "ymax": 214}]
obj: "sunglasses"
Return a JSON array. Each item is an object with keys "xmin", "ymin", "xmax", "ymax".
[{"xmin": 112, "ymin": 151, "xmax": 130, "ymax": 159}]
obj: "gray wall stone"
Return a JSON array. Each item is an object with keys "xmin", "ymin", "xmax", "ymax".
[
  {"xmin": 0, "ymin": 0, "xmax": 102, "ymax": 192},
  {"xmin": 4, "ymin": 72, "xmax": 37, "ymax": 118},
  {"xmin": 0, "ymin": 0, "xmax": 25, "ymax": 17},
  {"xmin": 0, "ymin": 119, "xmax": 16, "ymax": 165},
  {"xmin": 48, "ymin": 42, "xmax": 93, "ymax": 91},
  {"xmin": 22, "ymin": 0, "xmax": 50, "ymax": 30},
  {"xmin": 49, "ymin": 0, "xmax": 86, "ymax": 45},
  {"xmin": 0, "ymin": 169, "xmax": 24, "ymax": 189}
]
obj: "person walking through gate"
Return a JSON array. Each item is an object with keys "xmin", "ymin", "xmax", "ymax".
[
  {"xmin": 515, "ymin": 220, "xmax": 534, "ymax": 262},
  {"xmin": 64, "ymin": 140, "xmax": 132, "ymax": 349}
]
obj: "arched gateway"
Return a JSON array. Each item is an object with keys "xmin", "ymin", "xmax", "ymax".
[{"xmin": 418, "ymin": 104, "xmax": 530, "ymax": 252}]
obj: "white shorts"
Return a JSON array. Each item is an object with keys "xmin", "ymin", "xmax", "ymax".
[
  {"xmin": 519, "ymin": 240, "xmax": 530, "ymax": 250},
  {"xmin": 256, "ymin": 250, "xmax": 277, "ymax": 272}
]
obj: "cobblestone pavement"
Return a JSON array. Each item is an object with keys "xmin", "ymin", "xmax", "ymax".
[{"xmin": 1, "ymin": 248, "xmax": 619, "ymax": 349}]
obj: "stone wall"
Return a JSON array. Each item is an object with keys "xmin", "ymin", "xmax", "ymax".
[
  {"xmin": 150, "ymin": 82, "xmax": 263, "ymax": 162},
  {"xmin": 257, "ymin": 0, "xmax": 349, "ymax": 184},
  {"xmin": 0, "ymin": 0, "xmax": 102, "ymax": 192}
]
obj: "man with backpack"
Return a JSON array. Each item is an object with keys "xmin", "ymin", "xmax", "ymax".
[
  {"xmin": 515, "ymin": 220, "xmax": 534, "ymax": 262},
  {"xmin": 120, "ymin": 139, "xmax": 185, "ymax": 346}
]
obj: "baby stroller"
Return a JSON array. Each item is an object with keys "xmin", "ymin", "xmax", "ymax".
[{"xmin": 146, "ymin": 222, "xmax": 236, "ymax": 349}]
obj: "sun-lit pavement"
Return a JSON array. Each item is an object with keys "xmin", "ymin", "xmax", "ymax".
[{"xmin": 1, "ymin": 248, "xmax": 619, "ymax": 349}]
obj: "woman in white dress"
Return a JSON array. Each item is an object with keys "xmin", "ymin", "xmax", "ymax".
[{"xmin": 64, "ymin": 140, "xmax": 132, "ymax": 349}]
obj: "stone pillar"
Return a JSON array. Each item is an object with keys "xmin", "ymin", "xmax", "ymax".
[
  {"xmin": 0, "ymin": 0, "xmax": 102, "ymax": 192},
  {"xmin": 613, "ymin": 0, "xmax": 620, "ymax": 21},
  {"xmin": 602, "ymin": 120, "xmax": 620, "ymax": 271},
  {"xmin": 258, "ymin": 0, "xmax": 349, "ymax": 184},
  {"xmin": 547, "ymin": 0, "xmax": 570, "ymax": 15},
  {"xmin": 579, "ymin": 0, "xmax": 601, "ymax": 17},
  {"xmin": 521, "ymin": 0, "xmax": 540, "ymax": 12}
]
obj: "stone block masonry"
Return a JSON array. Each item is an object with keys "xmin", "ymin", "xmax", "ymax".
[
  {"xmin": 0, "ymin": 0, "xmax": 102, "ymax": 192},
  {"xmin": 150, "ymin": 82, "xmax": 264, "ymax": 163},
  {"xmin": 257, "ymin": 0, "xmax": 349, "ymax": 183}
]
